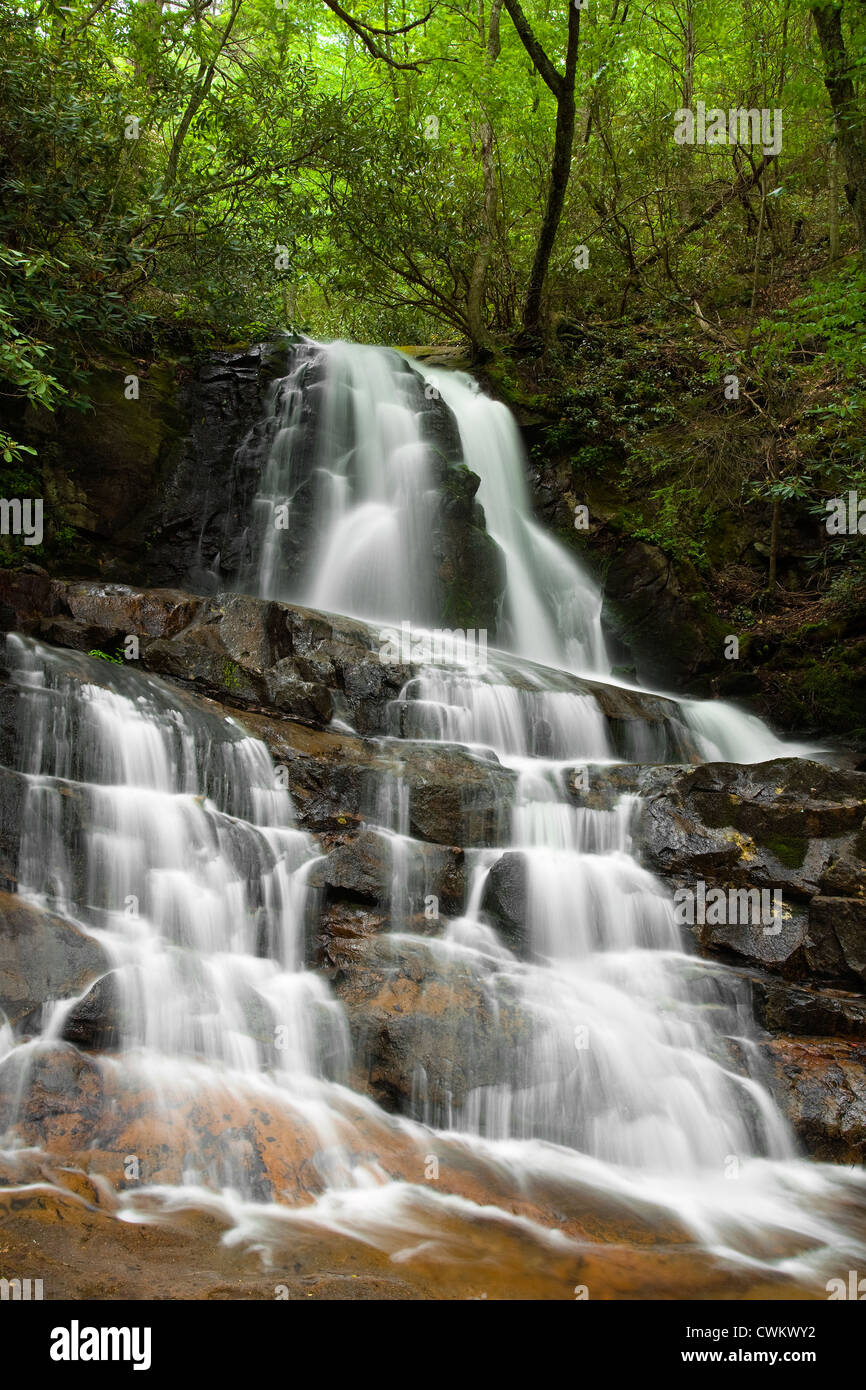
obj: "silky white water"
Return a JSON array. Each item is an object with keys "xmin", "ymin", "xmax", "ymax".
[
  {"xmin": 243, "ymin": 339, "xmax": 804, "ymax": 763},
  {"xmin": 0, "ymin": 340, "xmax": 862, "ymax": 1290}
]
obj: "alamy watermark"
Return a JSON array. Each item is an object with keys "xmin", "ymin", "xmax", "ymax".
[
  {"xmin": 826, "ymin": 1271, "xmax": 866, "ymax": 1299},
  {"xmin": 49, "ymin": 1320, "xmax": 152, "ymax": 1370},
  {"xmin": 379, "ymin": 620, "xmax": 488, "ymax": 668},
  {"xmin": 826, "ymin": 491, "xmax": 866, "ymax": 535},
  {"xmin": 0, "ymin": 1276, "xmax": 43, "ymax": 1299},
  {"xmin": 0, "ymin": 497, "xmax": 43, "ymax": 546},
  {"xmin": 674, "ymin": 102, "xmax": 782, "ymax": 156},
  {"xmin": 674, "ymin": 881, "xmax": 783, "ymax": 935}
]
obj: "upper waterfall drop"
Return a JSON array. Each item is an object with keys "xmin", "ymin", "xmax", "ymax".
[
  {"xmin": 244, "ymin": 342, "xmax": 442, "ymax": 627},
  {"xmin": 241, "ymin": 339, "xmax": 607, "ymax": 672},
  {"xmin": 238, "ymin": 338, "xmax": 807, "ymax": 765},
  {"xmin": 417, "ymin": 363, "xmax": 609, "ymax": 675}
]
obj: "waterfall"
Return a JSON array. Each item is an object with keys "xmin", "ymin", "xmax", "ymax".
[
  {"xmin": 422, "ymin": 365, "xmax": 609, "ymax": 674},
  {"xmin": 1, "ymin": 338, "xmax": 863, "ymax": 1291},
  {"xmin": 0, "ymin": 635, "xmax": 357, "ymax": 1191},
  {"xmin": 243, "ymin": 342, "xmax": 442, "ymax": 626},
  {"xmin": 241, "ymin": 340, "xmax": 809, "ymax": 762}
]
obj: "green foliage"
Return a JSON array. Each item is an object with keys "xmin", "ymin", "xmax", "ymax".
[
  {"xmin": 0, "ymin": 432, "xmax": 37, "ymax": 465},
  {"xmin": 628, "ymin": 484, "xmax": 715, "ymax": 569},
  {"xmin": 1, "ymin": 0, "xmax": 859, "ymax": 371},
  {"xmin": 753, "ymin": 269, "xmax": 866, "ymax": 381},
  {"xmin": 88, "ymin": 648, "xmax": 124, "ymax": 665}
]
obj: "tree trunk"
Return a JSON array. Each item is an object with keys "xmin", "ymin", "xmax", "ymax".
[
  {"xmin": 768, "ymin": 496, "xmax": 780, "ymax": 594},
  {"xmin": 466, "ymin": 0, "xmax": 503, "ymax": 358},
  {"xmin": 502, "ymin": 0, "xmax": 581, "ymax": 342},
  {"xmin": 811, "ymin": 2, "xmax": 866, "ymax": 258},
  {"xmin": 522, "ymin": 1, "xmax": 580, "ymax": 338},
  {"xmin": 829, "ymin": 142, "xmax": 840, "ymax": 259},
  {"xmin": 746, "ymin": 171, "xmax": 767, "ymax": 353},
  {"xmin": 522, "ymin": 68, "xmax": 576, "ymax": 337}
]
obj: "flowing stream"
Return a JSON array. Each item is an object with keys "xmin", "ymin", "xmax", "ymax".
[{"xmin": 0, "ymin": 339, "xmax": 862, "ymax": 1292}]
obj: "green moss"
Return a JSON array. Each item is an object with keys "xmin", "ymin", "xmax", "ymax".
[
  {"xmin": 223, "ymin": 659, "xmax": 242, "ymax": 691},
  {"xmin": 760, "ymin": 834, "xmax": 808, "ymax": 869}
]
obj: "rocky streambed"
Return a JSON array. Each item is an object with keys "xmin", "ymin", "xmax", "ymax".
[{"xmin": 0, "ymin": 570, "xmax": 865, "ymax": 1298}]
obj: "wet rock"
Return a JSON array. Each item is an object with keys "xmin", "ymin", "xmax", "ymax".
[
  {"xmin": 807, "ymin": 898, "xmax": 866, "ymax": 983},
  {"xmin": 265, "ymin": 659, "xmax": 332, "ymax": 722},
  {"xmin": 401, "ymin": 744, "xmax": 514, "ymax": 846},
  {"xmin": 480, "ymin": 852, "xmax": 529, "ymax": 956},
  {"xmin": 695, "ymin": 901, "xmax": 810, "ymax": 973},
  {"xmin": 311, "ymin": 900, "xmax": 390, "ymax": 969},
  {"xmin": 240, "ymin": 711, "xmax": 516, "ymax": 848},
  {"xmin": 308, "ymin": 830, "xmax": 465, "ymax": 916},
  {"xmin": 0, "ymin": 768, "xmax": 27, "ymax": 891},
  {"xmin": 0, "ymin": 890, "xmax": 108, "ymax": 1027},
  {"xmin": 0, "ymin": 1042, "xmax": 105, "ymax": 1148},
  {"xmin": 62, "ymin": 584, "xmax": 201, "ymax": 639},
  {"xmin": 0, "ymin": 569, "xmax": 58, "ymax": 632},
  {"xmin": 431, "ymin": 464, "xmax": 506, "ymax": 634},
  {"xmin": 749, "ymin": 973, "xmax": 866, "ymax": 1040},
  {"xmin": 762, "ymin": 1036, "xmax": 866, "ymax": 1163},
  {"xmin": 60, "ymin": 972, "xmax": 122, "ymax": 1050},
  {"xmin": 821, "ymin": 834, "xmax": 866, "ymax": 896},
  {"xmin": 333, "ymin": 934, "xmax": 533, "ymax": 1114},
  {"xmin": 633, "ymin": 759, "xmax": 866, "ymax": 897},
  {"xmin": 601, "ymin": 539, "xmax": 717, "ymax": 694},
  {"xmin": 1, "ymin": 574, "xmax": 735, "ymax": 752}
]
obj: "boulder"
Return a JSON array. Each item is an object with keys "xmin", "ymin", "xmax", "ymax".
[
  {"xmin": 60, "ymin": 972, "xmax": 122, "ymax": 1050},
  {"xmin": 749, "ymin": 972, "xmax": 866, "ymax": 1040},
  {"xmin": 762, "ymin": 1036, "xmax": 866, "ymax": 1163},
  {"xmin": 0, "ymin": 890, "xmax": 108, "ymax": 1027},
  {"xmin": 480, "ymin": 851, "xmax": 529, "ymax": 956},
  {"xmin": 332, "ymin": 934, "xmax": 533, "ymax": 1115},
  {"xmin": 307, "ymin": 830, "xmax": 465, "ymax": 919},
  {"xmin": 807, "ymin": 898, "xmax": 866, "ymax": 983}
]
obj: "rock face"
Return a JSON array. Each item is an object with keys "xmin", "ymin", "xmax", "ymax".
[
  {"xmin": 480, "ymin": 852, "xmax": 529, "ymax": 957},
  {"xmin": 1, "ymin": 567, "xmax": 866, "ymax": 1174},
  {"xmin": 324, "ymin": 932, "xmax": 534, "ymax": 1115},
  {"xmin": 0, "ymin": 891, "xmax": 109, "ymax": 1028},
  {"xmin": 762, "ymin": 1036, "xmax": 866, "ymax": 1163},
  {"xmin": 7, "ymin": 339, "xmax": 507, "ymax": 637},
  {"xmin": 11, "ymin": 344, "xmax": 290, "ymax": 588},
  {"xmin": 569, "ymin": 759, "xmax": 866, "ymax": 988},
  {"xmin": 523, "ymin": 449, "xmax": 720, "ymax": 694},
  {"xmin": 600, "ymin": 539, "xmax": 719, "ymax": 693}
]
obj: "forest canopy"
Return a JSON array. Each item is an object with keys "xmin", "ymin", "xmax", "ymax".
[
  {"xmin": 1, "ymin": 0, "xmax": 864, "ymax": 385},
  {"xmin": 0, "ymin": 0, "xmax": 864, "ymax": 733}
]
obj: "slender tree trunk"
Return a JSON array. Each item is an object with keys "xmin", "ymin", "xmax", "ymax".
[
  {"xmin": 768, "ymin": 496, "xmax": 780, "ymax": 593},
  {"xmin": 746, "ymin": 171, "xmax": 767, "ymax": 353},
  {"xmin": 502, "ymin": 0, "xmax": 581, "ymax": 342},
  {"xmin": 522, "ymin": 2, "xmax": 579, "ymax": 337},
  {"xmin": 522, "ymin": 66, "xmax": 576, "ymax": 336},
  {"xmin": 829, "ymin": 142, "xmax": 840, "ymax": 259},
  {"xmin": 466, "ymin": 0, "xmax": 503, "ymax": 358},
  {"xmin": 164, "ymin": 0, "xmax": 242, "ymax": 191},
  {"xmin": 811, "ymin": 1, "xmax": 866, "ymax": 258}
]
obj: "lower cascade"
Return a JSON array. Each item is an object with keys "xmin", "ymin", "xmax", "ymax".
[{"xmin": 0, "ymin": 339, "xmax": 864, "ymax": 1298}]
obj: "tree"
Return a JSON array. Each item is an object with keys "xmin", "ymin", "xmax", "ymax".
[
  {"xmin": 502, "ymin": 0, "xmax": 581, "ymax": 342},
  {"xmin": 811, "ymin": 0, "xmax": 866, "ymax": 259}
]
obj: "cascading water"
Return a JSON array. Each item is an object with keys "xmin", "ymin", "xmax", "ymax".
[
  {"xmin": 0, "ymin": 635, "xmax": 364, "ymax": 1190},
  {"xmin": 1, "ymin": 338, "xmax": 863, "ymax": 1295},
  {"xmin": 422, "ymin": 364, "xmax": 609, "ymax": 674},
  {"xmin": 244, "ymin": 341, "xmax": 442, "ymax": 626},
  {"xmin": 240, "ymin": 340, "xmax": 808, "ymax": 761}
]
